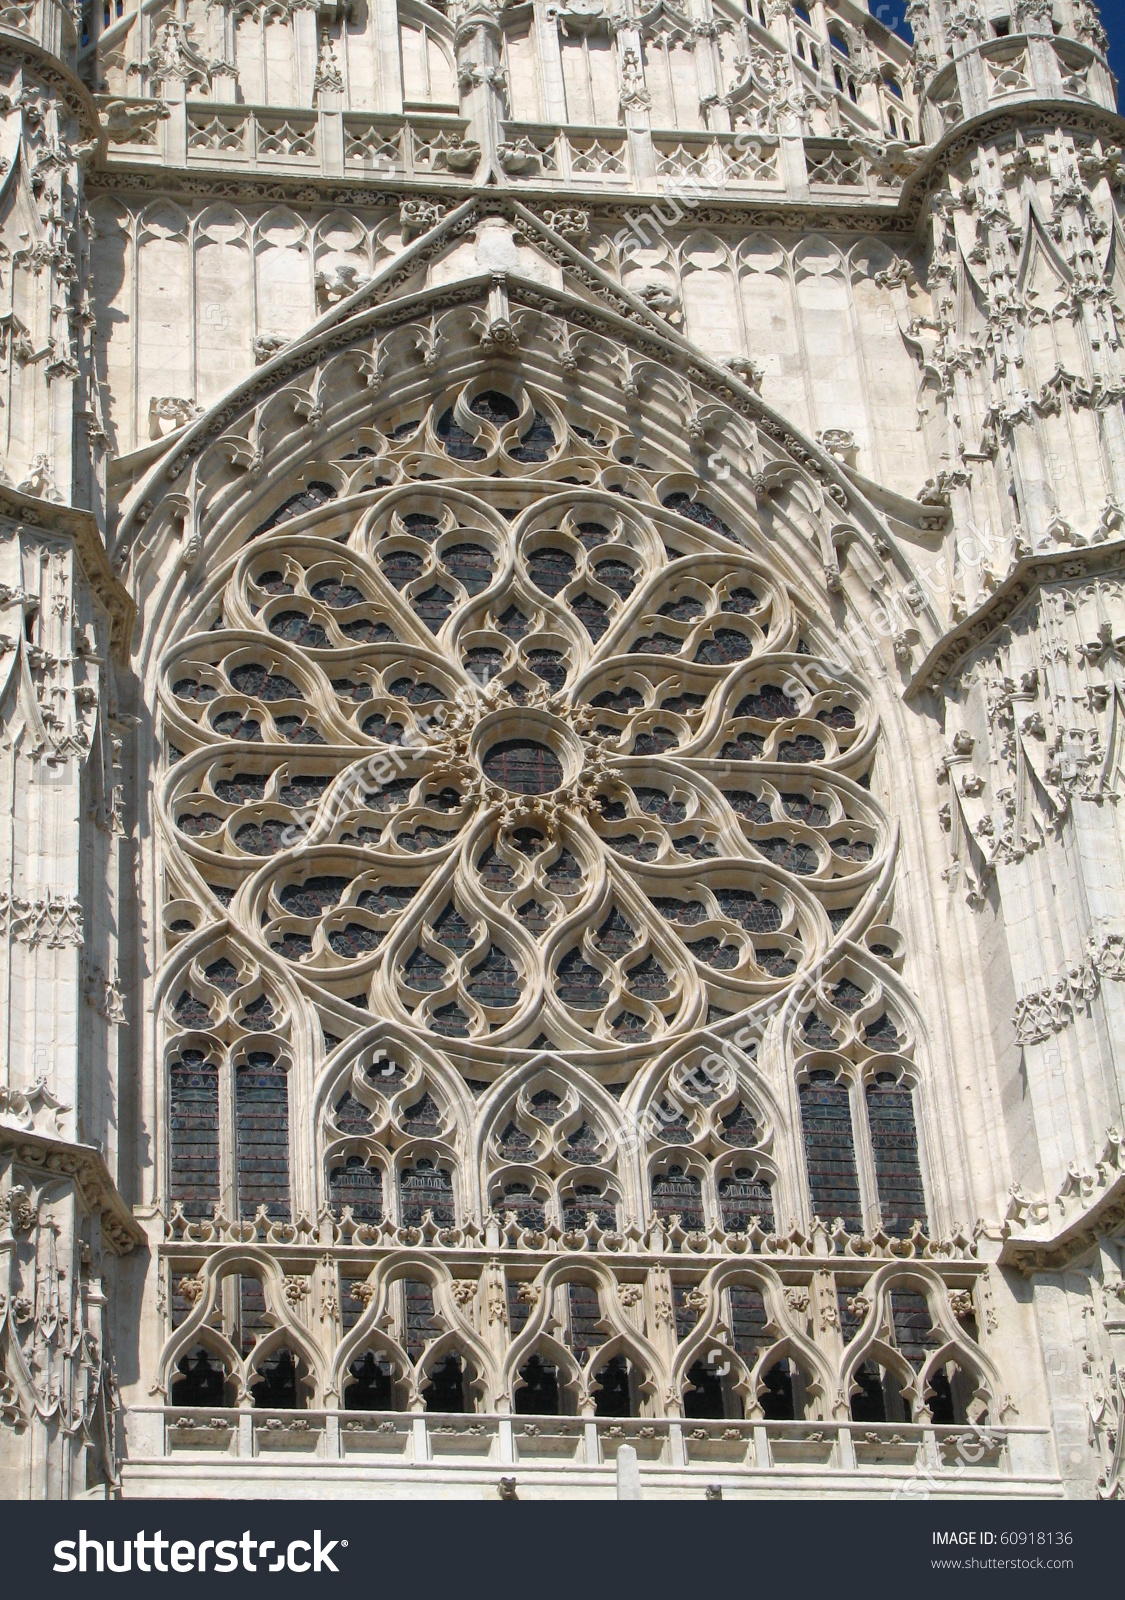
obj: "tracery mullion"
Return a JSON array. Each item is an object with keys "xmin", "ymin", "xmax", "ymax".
[
  {"xmin": 218, "ymin": 1050, "xmax": 238, "ymax": 1222},
  {"xmin": 847, "ymin": 1071, "xmax": 884, "ymax": 1235}
]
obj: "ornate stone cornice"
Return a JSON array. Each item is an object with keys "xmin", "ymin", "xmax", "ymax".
[
  {"xmin": 84, "ymin": 159, "xmax": 921, "ymax": 236},
  {"xmin": 999, "ymin": 1127, "xmax": 1125, "ymax": 1274},
  {"xmin": 0, "ymin": 41, "xmax": 103, "ymax": 149},
  {"xmin": 907, "ymin": 535, "xmax": 1125, "ymax": 698},
  {"xmin": 0, "ymin": 485, "xmax": 136, "ymax": 662},
  {"xmin": 0, "ymin": 1126, "xmax": 146, "ymax": 1254}
]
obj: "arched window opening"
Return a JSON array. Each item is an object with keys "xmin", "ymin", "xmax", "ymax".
[
  {"xmin": 797, "ymin": 34, "xmax": 806, "ymax": 58},
  {"xmin": 169, "ymin": 1051, "xmax": 219, "ymax": 1219},
  {"xmin": 829, "ymin": 31, "xmax": 848, "ymax": 55},
  {"xmin": 515, "ymin": 1355, "xmax": 561, "ymax": 1415},
  {"xmin": 849, "ymin": 1361, "xmax": 891, "ymax": 1422},
  {"xmin": 866, "ymin": 1074, "xmax": 928, "ymax": 1236},
  {"xmin": 329, "ymin": 1155, "xmax": 383, "ymax": 1220},
  {"xmin": 799, "ymin": 1071, "xmax": 863, "ymax": 1231},
  {"xmin": 592, "ymin": 1354, "xmax": 634, "ymax": 1417},
  {"xmin": 497, "ymin": 1181, "xmax": 547, "ymax": 1231},
  {"xmin": 848, "ymin": 78, "xmax": 857, "ymax": 103},
  {"xmin": 562, "ymin": 1183, "xmax": 619, "ymax": 1232},
  {"xmin": 171, "ymin": 1346, "xmax": 231, "ymax": 1408},
  {"xmin": 833, "ymin": 64, "xmax": 844, "ymax": 91},
  {"xmin": 425, "ymin": 1353, "xmax": 468, "ymax": 1412},
  {"xmin": 758, "ymin": 1360, "xmax": 796, "ymax": 1420},
  {"xmin": 926, "ymin": 1363, "xmax": 977, "ymax": 1426},
  {"xmin": 730, "ymin": 1282, "xmax": 799, "ymax": 1418},
  {"xmin": 884, "ymin": 73, "xmax": 903, "ymax": 98},
  {"xmin": 718, "ymin": 1166, "xmax": 775, "ymax": 1235},
  {"xmin": 683, "ymin": 1358, "xmax": 726, "ymax": 1419},
  {"xmin": 810, "ymin": 44, "xmax": 819, "ymax": 68},
  {"xmin": 927, "ymin": 1367, "xmax": 956, "ymax": 1425},
  {"xmin": 251, "ymin": 1347, "xmax": 305, "ymax": 1409},
  {"xmin": 651, "ymin": 1164, "xmax": 706, "ymax": 1233},
  {"xmin": 399, "ymin": 1159, "xmax": 455, "ymax": 1226},
  {"xmin": 888, "ymin": 111, "xmax": 898, "ymax": 136},
  {"xmin": 235, "ymin": 1052, "xmax": 291, "ymax": 1221},
  {"xmin": 344, "ymin": 1351, "xmax": 395, "ymax": 1410}
]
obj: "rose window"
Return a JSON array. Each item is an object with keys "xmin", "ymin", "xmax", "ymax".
[{"xmin": 160, "ymin": 381, "xmax": 885, "ymax": 1069}]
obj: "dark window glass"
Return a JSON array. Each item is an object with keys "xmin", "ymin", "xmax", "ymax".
[
  {"xmin": 329, "ymin": 1155, "xmax": 383, "ymax": 1220},
  {"xmin": 718, "ymin": 1168, "xmax": 774, "ymax": 1234},
  {"xmin": 169, "ymin": 1052, "xmax": 219, "ymax": 1218},
  {"xmin": 425, "ymin": 1353, "xmax": 467, "ymax": 1412},
  {"xmin": 171, "ymin": 1347, "xmax": 227, "ymax": 1407},
  {"xmin": 399, "ymin": 1160, "xmax": 455, "ymax": 1226},
  {"xmin": 684, "ymin": 1359, "xmax": 726, "ymax": 1418},
  {"xmin": 515, "ymin": 1355, "xmax": 560, "ymax": 1414},
  {"xmin": 568, "ymin": 1282, "xmax": 605, "ymax": 1358},
  {"xmin": 482, "ymin": 740, "xmax": 563, "ymax": 795},
  {"xmin": 251, "ymin": 1347, "xmax": 301, "ymax": 1408},
  {"xmin": 866, "ymin": 1077, "xmax": 927, "ymax": 1236},
  {"xmin": 345, "ymin": 1351, "xmax": 394, "ymax": 1409},
  {"xmin": 729, "ymin": 1285, "xmax": 769, "ymax": 1360},
  {"xmin": 651, "ymin": 1165, "xmax": 705, "ymax": 1231},
  {"xmin": 799, "ymin": 1071, "xmax": 862, "ymax": 1230},
  {"xmin": 236, "ymin": 1054, "xmax": 291, "ymax": 1220},
  {"xmin": 593, "ymin": 1354, "xmax": 632, "ymax": 1416},
  {"xmin": 891, "ymin": 1290, "xmax": 940, "ymax": 1369}
]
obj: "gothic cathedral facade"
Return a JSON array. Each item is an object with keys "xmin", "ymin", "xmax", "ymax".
[{"xmin": 0, "ymin": 0, "xmax": 1121, "ymax": 1500}]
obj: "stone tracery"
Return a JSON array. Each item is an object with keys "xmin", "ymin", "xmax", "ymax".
[
  {"xmin": 0, "ymin": 0, "xmax": 1119, "ymax": 1500},
  {"xmin": 145, "ymin": 345, "xmax": 973, "ymax": 1432},
  {"xmin": 159, "ymin": 375, "xmax": 890, "ymax": 1065}
]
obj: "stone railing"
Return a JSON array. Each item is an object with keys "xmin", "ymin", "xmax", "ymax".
[
  {"xmin": 97, "ymin": 97, "xmax": 921, "ymax": 205},
  {"xmin": 919, "ymin": 35, "xmax": 1117, "ymax": 144},
  {"xmin": 0, "ymin": 0, "xmax": 77, "ymax": 66},
  {"xmin": 98, "ymin": 97, "xmax": 476, "ymax": 182},
  {"xmin": 652, "ymin": 131, "xmax": 782, "ymax": 191},
  {"xmin": 162, "ymin": 1200, "xmax": 979, "ymax": 1259},
  {"xmin": 125, "ymin": 1404, "xmax": 1057, "ymax": 1493}
]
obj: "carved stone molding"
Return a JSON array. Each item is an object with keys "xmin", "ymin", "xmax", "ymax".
[{"xmin": 0, "ymin": 889, "xmax": 84, "ymax": 947}]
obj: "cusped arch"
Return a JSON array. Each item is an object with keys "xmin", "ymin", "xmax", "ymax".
[
  {"xmin": 330, "ymin": 1252, "xmax": 499, "ymax": 1407},
  {"xmin": 156, "ymin": 1248, "xmax": 329, "ymax": 1405},
  {"xmin": 501, "ymin": 1259, "xmax": 666, "ymax": 1408},
  {"xmin": 670, "ymin": 1261, "xmax": 834, "ymax": 1420},
  {"xmin": 840, "ymin": 1265, "xmax": 1004, "ymax": 1425}
]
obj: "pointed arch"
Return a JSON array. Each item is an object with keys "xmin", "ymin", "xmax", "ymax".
[{"xmin": 156, "ymin": 1247, "xmax": 329, "ymax": 1405}]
